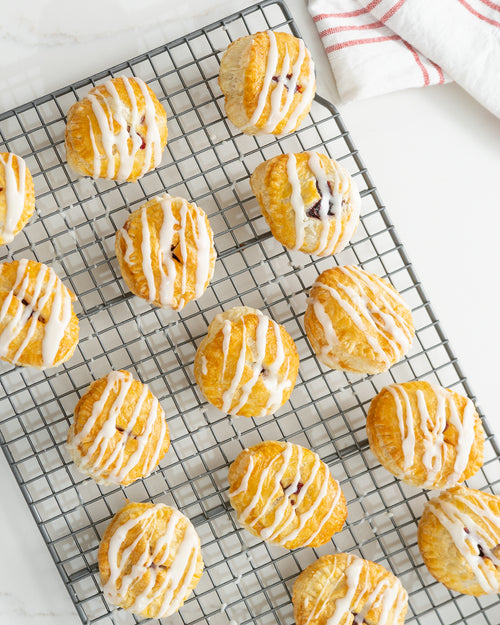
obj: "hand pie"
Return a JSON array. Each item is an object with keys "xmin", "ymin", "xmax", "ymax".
[
  {"xmin": 0, "ymin": 259, "xmax": 79, "ymax": 369},
  {"xmin": 65, "ymin": 75, "xmax": 168, "ymax": 182},
  {"xmin": 67, "ymin": 370, "xmax": 170, "ymax": 486},
  {"xmin": 98, "ymin": 502, "xmax": 203, "ymax": 618},
  {"xmin": 218, "ymin": 31, "xmax": 315, "ymax": 135},
  {"xmin": 304, "ymin": 265, "xmax": 414, "ymax": 374},
  {"xmin": 228, "ymin": 441, "xmax": 346, "ymax": 549},
  {"xmin": 366, "ymin": 381, "xmax": 484, "ymax": 489},
  {"xmin": 115, "ymin": 194, "xmax": 216, "ymax": 311},
  {"xmin": 250, "ymin": 152, "xmax": 360, "ymax": 256},
  {"xmin": 194, "ymin": 306, "xmax": 299, "ymax": 417},
  {"xmin": 418, "ymin": 485, "xmax": 500, "ymax": 596},
  {"xmin": 293, "ymin": 553, "xmax": 408, "ymax": 625},
  {"xmin": 0, "ymin": 152, "xmax": 35, "ymax": 245}
]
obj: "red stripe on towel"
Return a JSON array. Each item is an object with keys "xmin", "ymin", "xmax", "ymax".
[
  {"xmin": 381, "ymin": 0, "xmax": 408, "ymax": 21},
  {"xmin": 429, "ymin": 59, "xmax": 445, "ymax": 85},
  {"xmin": 319, "ymin": 20, "xmax": 386, "ymax": 36},
  {"xmin": 325, "ymin": 34, "xmax": 401, "ymax": 53},
  {"xmin": 313, "ymin": 0, "xmax": 385, "ymax": 21},
  {"xmin": 477, "ymin": 0, "xmax": 500, "ymax": 13},
  {"xmin": 457, "ymin": 0, "xmax": 500, "ymax": 26},
  {"xmin": 402, "ymin": 41, "xmax": 430, "ymax": 85}
]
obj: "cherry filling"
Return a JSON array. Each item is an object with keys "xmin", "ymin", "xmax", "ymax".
[
  {"xmin": 280, "ymin": 481, "xmax": 304, "ymax": 506},
  {"xmin": 21, "ymin": 298, "xmax": 46, "ymax": 324},
  {"xmin": 306, "ymin": 181, "xmax": 344, "ymax": 220},
  {"xmin": 115, "ymin": 425, "xmax": 137, "ymax": 440},
  {"xmin": 351, "ymin": 613, "xmax": 367, "ymax": 624},
  {"xmin": 271, "ymin": 74, "xmax": 304, "ymax": 94},
  {"xmin": 126, "ymin": 124, "xmax": 146, "ymax": 149}
]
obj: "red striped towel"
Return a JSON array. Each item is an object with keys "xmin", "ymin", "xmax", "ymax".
[{"xmin": 308, "ymin": 0, "xmax": 500, "ymax": 116}]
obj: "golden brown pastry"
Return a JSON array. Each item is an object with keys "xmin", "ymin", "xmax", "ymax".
[
  {"xmin": 304, "ymin": 265, "xmax": 414, "ymax": 374},
  {"xmin": 115, "ymin": 194, "xmax": 216, "ymax": 311},
  {"xmin": 250, "ymin": 152, "xmax": 360, "ymax": 256},
  {"xmin": 293, "ymin": 553, "xmax": 408, "ymax": 625},
  {"xmin": 0, "ymin": 259, "xmax": 79, "ymax": 369},
  {"xmin": 418, "ymin": 485, "xmax": 500, "ymax": 596},
  {"xmin": 194, "ymin": 306, "xmax": 299, "ymax": 417},
  {"xmin": 218, "ymin": 31, "xmax": 316, "ymax": 135},
  {"xmin": 0, "ymin": 153, "xmax": 35, "ymax": 245},
  {"xmin": 228, "ymin": 441, "xmax": 346, "ymax": 549},
  {"xmin": 98, "ymin": 501, "xmax": 203, "ymax": 618},
  {"xmin": 67, "ymin": 370, "xmax": 169, "ymax": 486},
  {"xmin": 366, "ymin": 381, "xmax": 484, "ymax": 489},
  {"xmin": 65, "ymin": 75, "xmax": 168, "ymax": 182}
]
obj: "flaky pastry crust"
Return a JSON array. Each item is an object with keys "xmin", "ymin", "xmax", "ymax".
[
  {"xmin": 65, "ymin": 75, "xmax": 167, "ymax": 182},
  {"xmin": 194, "ymin": 306, "xmax": 299, "ymax": 417},
  {"xmin": 228, "ymin": 441, "xmax": 347, "ymax": 548},
  {"xmin": 304, "ymin": 265, "xmax": 414, "ymax": 374},
  {"xmin": 0, "ymin": 259, "xmax": 79, "ymax": 369},
  {"xmin": 293, "ymin": 553, "xmax": 408, "ymax": 625},
  {"xmin": 98, "ymin": 502, "xmax": 203, "ymax": 618},
  {"xmin": 366, "ymin": 381, "xmax": 484, "ymax": 489},
  {"xmin": 67, "ymin": 370, "xmax": 170, "ymax": 486},
  {"xmin": 115, "ymin": 194, "xmax": 215, "ymax": 311},
  {"xmin": 218, "ymin": 31, "xmax": 315, "ymax": 135},
  {"xmin": 418, "ymin": 485, "xmax": 500, "ymax": 596},
  {"xmin": 250, "ymin": 152, "xmax": 360, "ymax": 256},
  {"xmin": 0, "ymin": 152, "xmax": 35, "ymax": 245}
]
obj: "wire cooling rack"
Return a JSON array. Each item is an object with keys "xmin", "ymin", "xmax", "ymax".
[{"xmin": 0, "ymin": 2, "xmax": 499, "ymax": 624}]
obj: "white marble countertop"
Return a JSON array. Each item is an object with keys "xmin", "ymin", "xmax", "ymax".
[{"xmin": 0, "ymin": 1, "xmax": 499, "ymax": 623}]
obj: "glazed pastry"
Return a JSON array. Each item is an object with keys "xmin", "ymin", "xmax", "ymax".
[
  {"xmin": 115, "ymin": 194, "xmax": 216, "ymax": 311},
  {"xmin": 65, "ymin": 75, "xmax": 168, "ymax": 182},
  {"xmin": 98, "ymin": 501, "xmax": 203, "ymax": 618},
  {"xmin": 67, "ymin": 370, "xmax": 169, "ymax": 486},
  {"xmin": 293, "ymin": 553, "xmax": 408, "ymax": 625},
  {"xmin": 0, "ymin": 153, "xmax": 35, "ymax": 245},
  {"xmin": 194, "ymin": 306, "xmax": 299, "ymax": 417},
  {"xmin": 418, "ymin": 485, "xmax": 500, "ymax": 596},
  {"xmin": 228, "ymin": 441, "xmax": 346, "ymax": 548},
  {"xmin": 366, "ymin": 381, "xmax": 484, "ymax": 489},
  {"xmin": 218, "ymin": 31, "xmax": 315, "ymax": 135},
  {"xmin": 250, "ymin": 152, "xmax": 360, "ymax": 256},
  {"xmin": 304, "ymin": 265, "xmax": 414, "ymax": 374},
  {"xmin": 0, "ymin": 259, "xmax": 79, "ymax": 369}
]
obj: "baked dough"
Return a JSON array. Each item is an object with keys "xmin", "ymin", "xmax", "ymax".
[
  {"xmin": 218, "ymin": 31, "xmax": 315, "ymax": 135},
  {"xmin": 0, "ymin": 259, "xmax": 79, "ymax": 369},
  {"xmin": 98, "ymin": 501, "xmax": 203, "ymax": 618},
  {"xmin": 0, "ymin": 152, "xmax": 35, "ymax": 245},
  {"xmin": 250, "ymin": 152, "xmax": 360, "ymax": 256},
  {"xmin": 115, "ymin": 194, "xmax": 216, "ymax": 311},
  {"xmin": 304, "ymin": 265, "xmax": 414, "ymax": 374},
  {"xmin": 65, "ymin": 75, "xmax": 168, "ymax": 182},
  {"xmin": 366, "ymin": 381, "xmax": 484, "ymax": 489},
  {"xmin": 67, "ymin": 370, "xmax": 169, "ymax": 486},
  {"xmin": 418, "ymin": 485, "xmax": 500, "ymax": 596},
  {"xmin": 194, "ymin": 306, "xmax": 299, "ymax": 417},
  {"xmin": 228, "ymin": 441, "xmax": 346, "ymax": 548},
  {"xmin": 293, "ymin": 553, "xmax": 408, "ymax": 625}
]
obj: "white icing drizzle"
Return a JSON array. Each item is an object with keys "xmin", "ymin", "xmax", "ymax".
[
  {"xmin": 103, "ymin": 504, "xmax": 200, "ymax": 617},
  {"xmin": 219, "ymin": 310, "xmax": 292, "ymax": 416},
  {"xmin": 230, "ymin": 443, "xmax": 341, "ymax": 546},
  {"xmin": 303, "ymin": 555, "xmax": 407, "ymax": 625},
  {"xmin": 87, "ymin": 76, "xmax": 162, "ymax": 181},
  {"xmin": 0, "ymin": 153, "xmax": 27, "ymax": 244},
  {"xmin": 313, "ymin": 266, "xmax": 412, "ymax": 366},
  {"xmin": 427, "ymin": 491, "xmax": 500, "ymax": 593},
  {"xmin": 0, "ymin": 259, "xmax": 73, "ymax": 368},
  {"xmin": 244, "ymin": 32, "xmax": 314, "ymax": 134},
  {"xmin": 121, "ymin": 194, "xmax": 212, "ymax": 310},
  {"xmin": 386, "ymin": 383, "xmax": 476, "ymax": 487},
  {"xmin": 68, "ymin": 371, "xmax": 166, "ymax": 484},
  {"xmin": 286, "ymin": 153, "xmax": 306, "ymax": 251}
]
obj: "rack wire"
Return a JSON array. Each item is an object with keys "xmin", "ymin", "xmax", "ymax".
[{"xmin": 0, "ymin": 2, "xmax": 499, "ymax": 624}]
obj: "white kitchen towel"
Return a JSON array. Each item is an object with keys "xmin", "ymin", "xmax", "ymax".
[{"xmin": 308, "ymin": 0, "xmax": 500, "ymax": 116}]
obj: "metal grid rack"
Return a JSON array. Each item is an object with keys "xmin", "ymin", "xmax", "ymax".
[{"xmin": 0, "ymin": 2, "xmax": 499, "ymax": 624}]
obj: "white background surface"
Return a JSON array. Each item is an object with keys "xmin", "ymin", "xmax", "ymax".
[{"xmin": 0, "ymin": 0, "xmax": 499, "ymax": 623}]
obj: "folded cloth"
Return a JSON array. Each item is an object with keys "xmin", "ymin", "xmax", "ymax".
[{"xmin": 308, "ymin": 0, "xmax": 500, "ymax": 117}]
